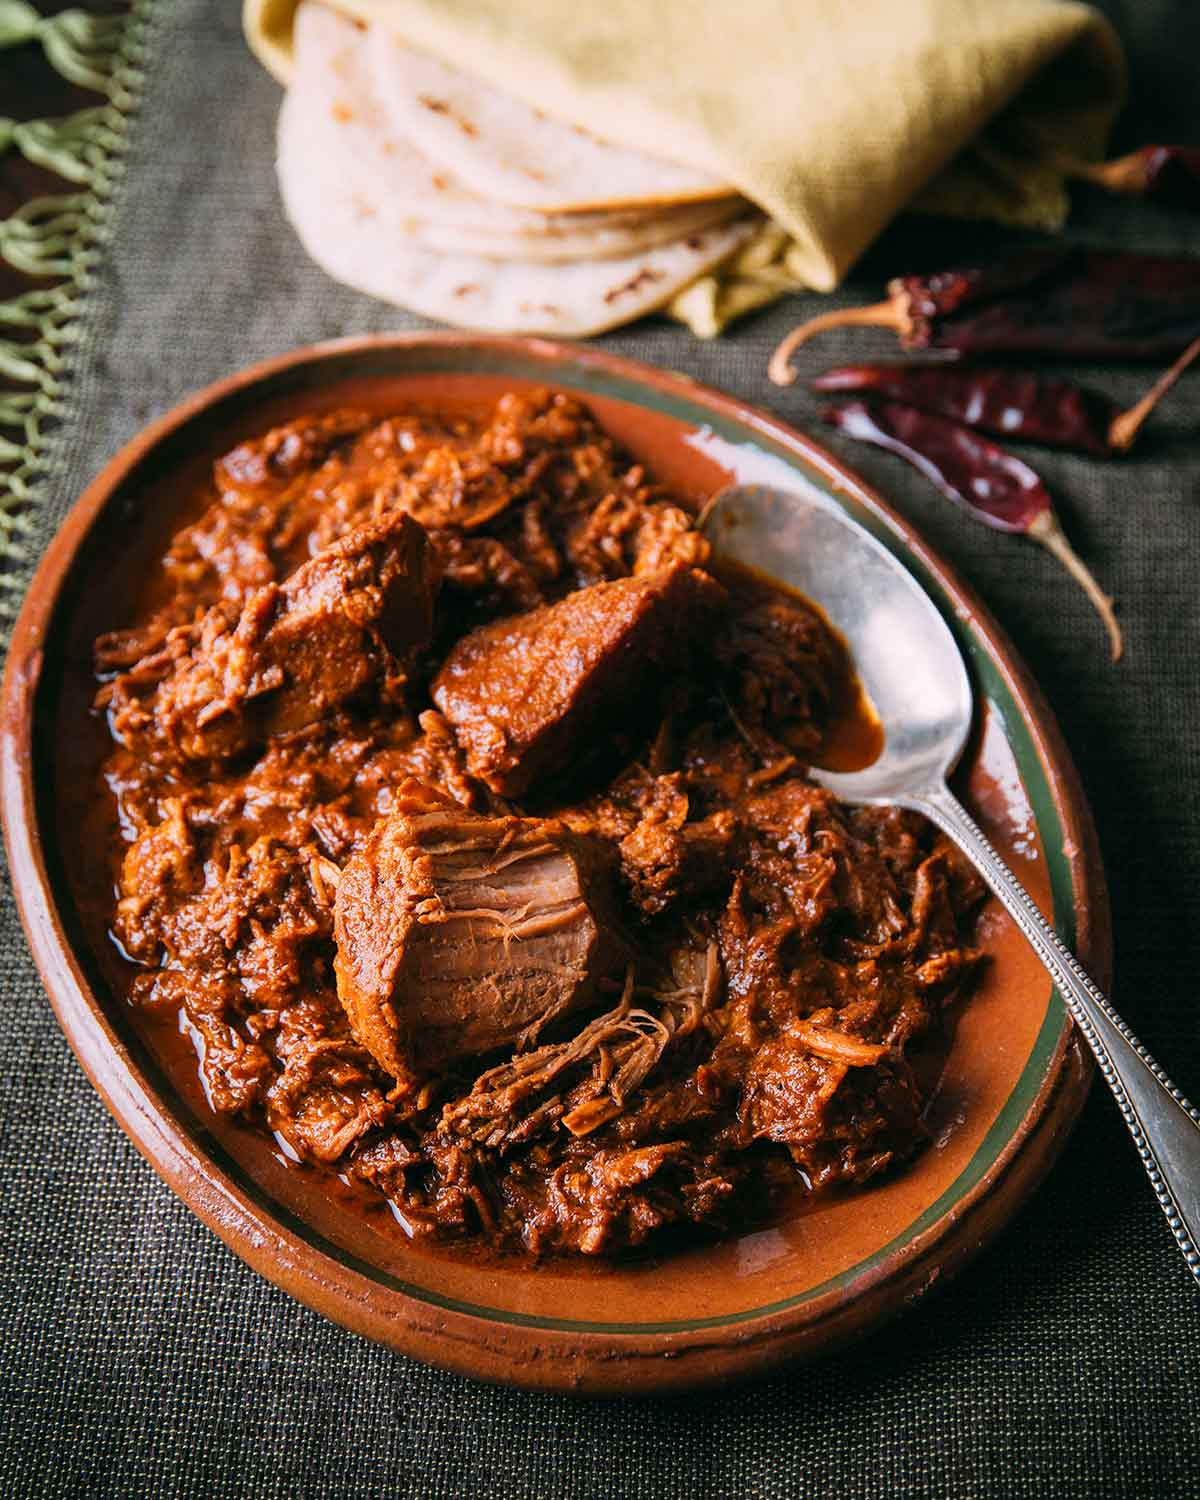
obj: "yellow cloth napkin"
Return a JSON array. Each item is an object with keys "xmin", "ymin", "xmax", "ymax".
[{"xmin": 245, "ymin": 0, "xmax": 1126, "ymax": 329}]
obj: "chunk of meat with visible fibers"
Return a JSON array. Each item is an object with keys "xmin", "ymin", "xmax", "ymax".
[
  {"xmin": 333, "ymin": 796, "xmax": 623, "ymax": 1091},
  {"xmin": 432, "ymin": 563, "xmax": 726, "ymax": 796},
  {"xmin": 148, "ymin": 509, "xmax": 437, "ymax": 760}
]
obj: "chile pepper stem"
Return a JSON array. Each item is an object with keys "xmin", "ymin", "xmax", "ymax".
[
  {"xmin": 769, "ymin": 298, "xmax": 909, "ymax": 386},
  {"xmin": 1109, "ymin": 333, "xmax": 1200, "ymax": 452},
  {"xmin": 1028, "ymin": 510, "xmax": 1123, "ymax": 662},
  {"xmin": 1061, "ymin": 150, "xmax": 1152, "ymax": 196}
]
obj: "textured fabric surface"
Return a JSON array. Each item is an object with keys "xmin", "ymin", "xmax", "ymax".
[{"xmin": 3, "ymin": 2, "xmax": 1200, "ymax": 1495}]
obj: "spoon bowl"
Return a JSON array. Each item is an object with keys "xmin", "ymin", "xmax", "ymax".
[
  {"xmin": 705, "ymin": 481, "xmax": 1200, "ymax": 1289},
  {"xmin": 703, "ymin": 482, "xmax": 972, "ymax": 802}
]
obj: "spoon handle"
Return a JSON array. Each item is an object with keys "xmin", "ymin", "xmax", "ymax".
[{"xmin": 910, "ymin": 782, "xmax": 1200, "ymax": 1287}]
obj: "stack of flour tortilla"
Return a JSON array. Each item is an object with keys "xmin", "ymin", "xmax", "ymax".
[{"xmin": 278, "ymin": 2, "xmax": 765, "ymax": 335}]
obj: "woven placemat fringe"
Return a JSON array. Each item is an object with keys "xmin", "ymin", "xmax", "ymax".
[
  {"xmin": 0, "ymin": 1, "xmax": 127, "ymax": 93},
  {"xmin": 0, "ymin": 0, "xmax": 151, "ymax": 634},
  {"xmin": 0, "ymin": 106, "xmax": 122, "ymax": 182}
]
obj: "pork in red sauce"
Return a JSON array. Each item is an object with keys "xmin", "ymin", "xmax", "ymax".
[
  {"xmin": 333, "ymin": 788, "xmax": 624, "ymax": 1091},
  {"xmin": 98, "ymin": 507, "xmax": 436, "ymax": 763},
  {"xmin": 431, "ymin": 562, "xmax": 725, "ymax": 797},
  {"xmin": 93, "ymin": 389, "xmax": 984, "ymax": 1256}
]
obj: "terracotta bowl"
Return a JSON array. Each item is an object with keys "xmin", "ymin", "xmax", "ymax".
[{"xmin": 0, "ymin": 335, "xmax": 1109, "ymax": 1395}]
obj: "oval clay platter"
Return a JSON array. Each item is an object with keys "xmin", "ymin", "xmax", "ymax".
[{"xmin": 0, "ymin": 335, "xmax": 1109, "ymax": 1395}]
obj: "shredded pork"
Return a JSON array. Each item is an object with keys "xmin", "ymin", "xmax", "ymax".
[{"xmin": 94, "ymin": 389, "xmax": 985, "ymax": 1257}]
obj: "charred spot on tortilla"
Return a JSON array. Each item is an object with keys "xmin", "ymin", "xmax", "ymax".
[{"xmin": 604, "ymin": 267, "xmax": 665, "ymax": 303}]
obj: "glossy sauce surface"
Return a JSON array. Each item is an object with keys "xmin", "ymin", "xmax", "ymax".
[{"xmin": 713, "ymin": 559, "xmax": 885, "ymax": 775}]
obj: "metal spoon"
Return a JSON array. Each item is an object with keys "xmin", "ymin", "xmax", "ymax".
[{"xmin": 704, "ymin": 482, "xmax": 1200, "ymax": 1285}]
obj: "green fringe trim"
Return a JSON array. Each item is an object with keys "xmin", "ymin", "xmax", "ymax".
[
  {"xmin": 0, "ymin": 2, "xmax": 129, "ymax": 95},
  {"xmin": 0, "ymin": 107, "xmax": 121, "ymax": 183},
  {"xmin": 0, "ymin": 0, "xmax": 152, "ymax": 628}
]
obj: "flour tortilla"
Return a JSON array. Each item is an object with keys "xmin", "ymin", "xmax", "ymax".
[
  {"xmin": 279, "ymin": 6, "xmax": 761, "ymax": 332},
  {"xmin": 291, "ymin": 3, "xmax": 746, "ymax": 263},
  {"xmin": 365, "ymin": 20, "xmax": 736, "ymax": 214},
  {"xmin": 411, "ymin": 197, "xmax": 744, "ymax": 264}
]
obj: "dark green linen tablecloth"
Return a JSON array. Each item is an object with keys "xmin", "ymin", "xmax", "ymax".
[{"xmin": 3, "ymin": 2, "xmax": 1199, "ymax": 1494}]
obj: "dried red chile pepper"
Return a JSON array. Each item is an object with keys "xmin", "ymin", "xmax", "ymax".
[
  {"xmin": 811, "ymin": 337, "xmax": 1200, "ymax": 456},
  {"xmin": 1068, "ymin": 145, "xmax": 1200, "ymax": 209},
  {"xmin": 813, "ymin": 365, "xmax": 1115, "ymax": 455},
  {"xmin": 769, "ymin": 249, "xmax": 1200, "ymax": 383},
  {"xmin": 821, "ymin": 398, "xmax": 1123, "ymax": 662}
]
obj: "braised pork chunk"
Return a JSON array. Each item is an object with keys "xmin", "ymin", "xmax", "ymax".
[
  {"xmin": 334, "ymin": 798, "xmax": 622, "ymax": 1089},
  {"xmin": 100, "ymin": 508, "xmax": 436, "ymax": 763},
  {"xmin": 432, "ymin": 563, "xmax": 726, "ymax": 796}
]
